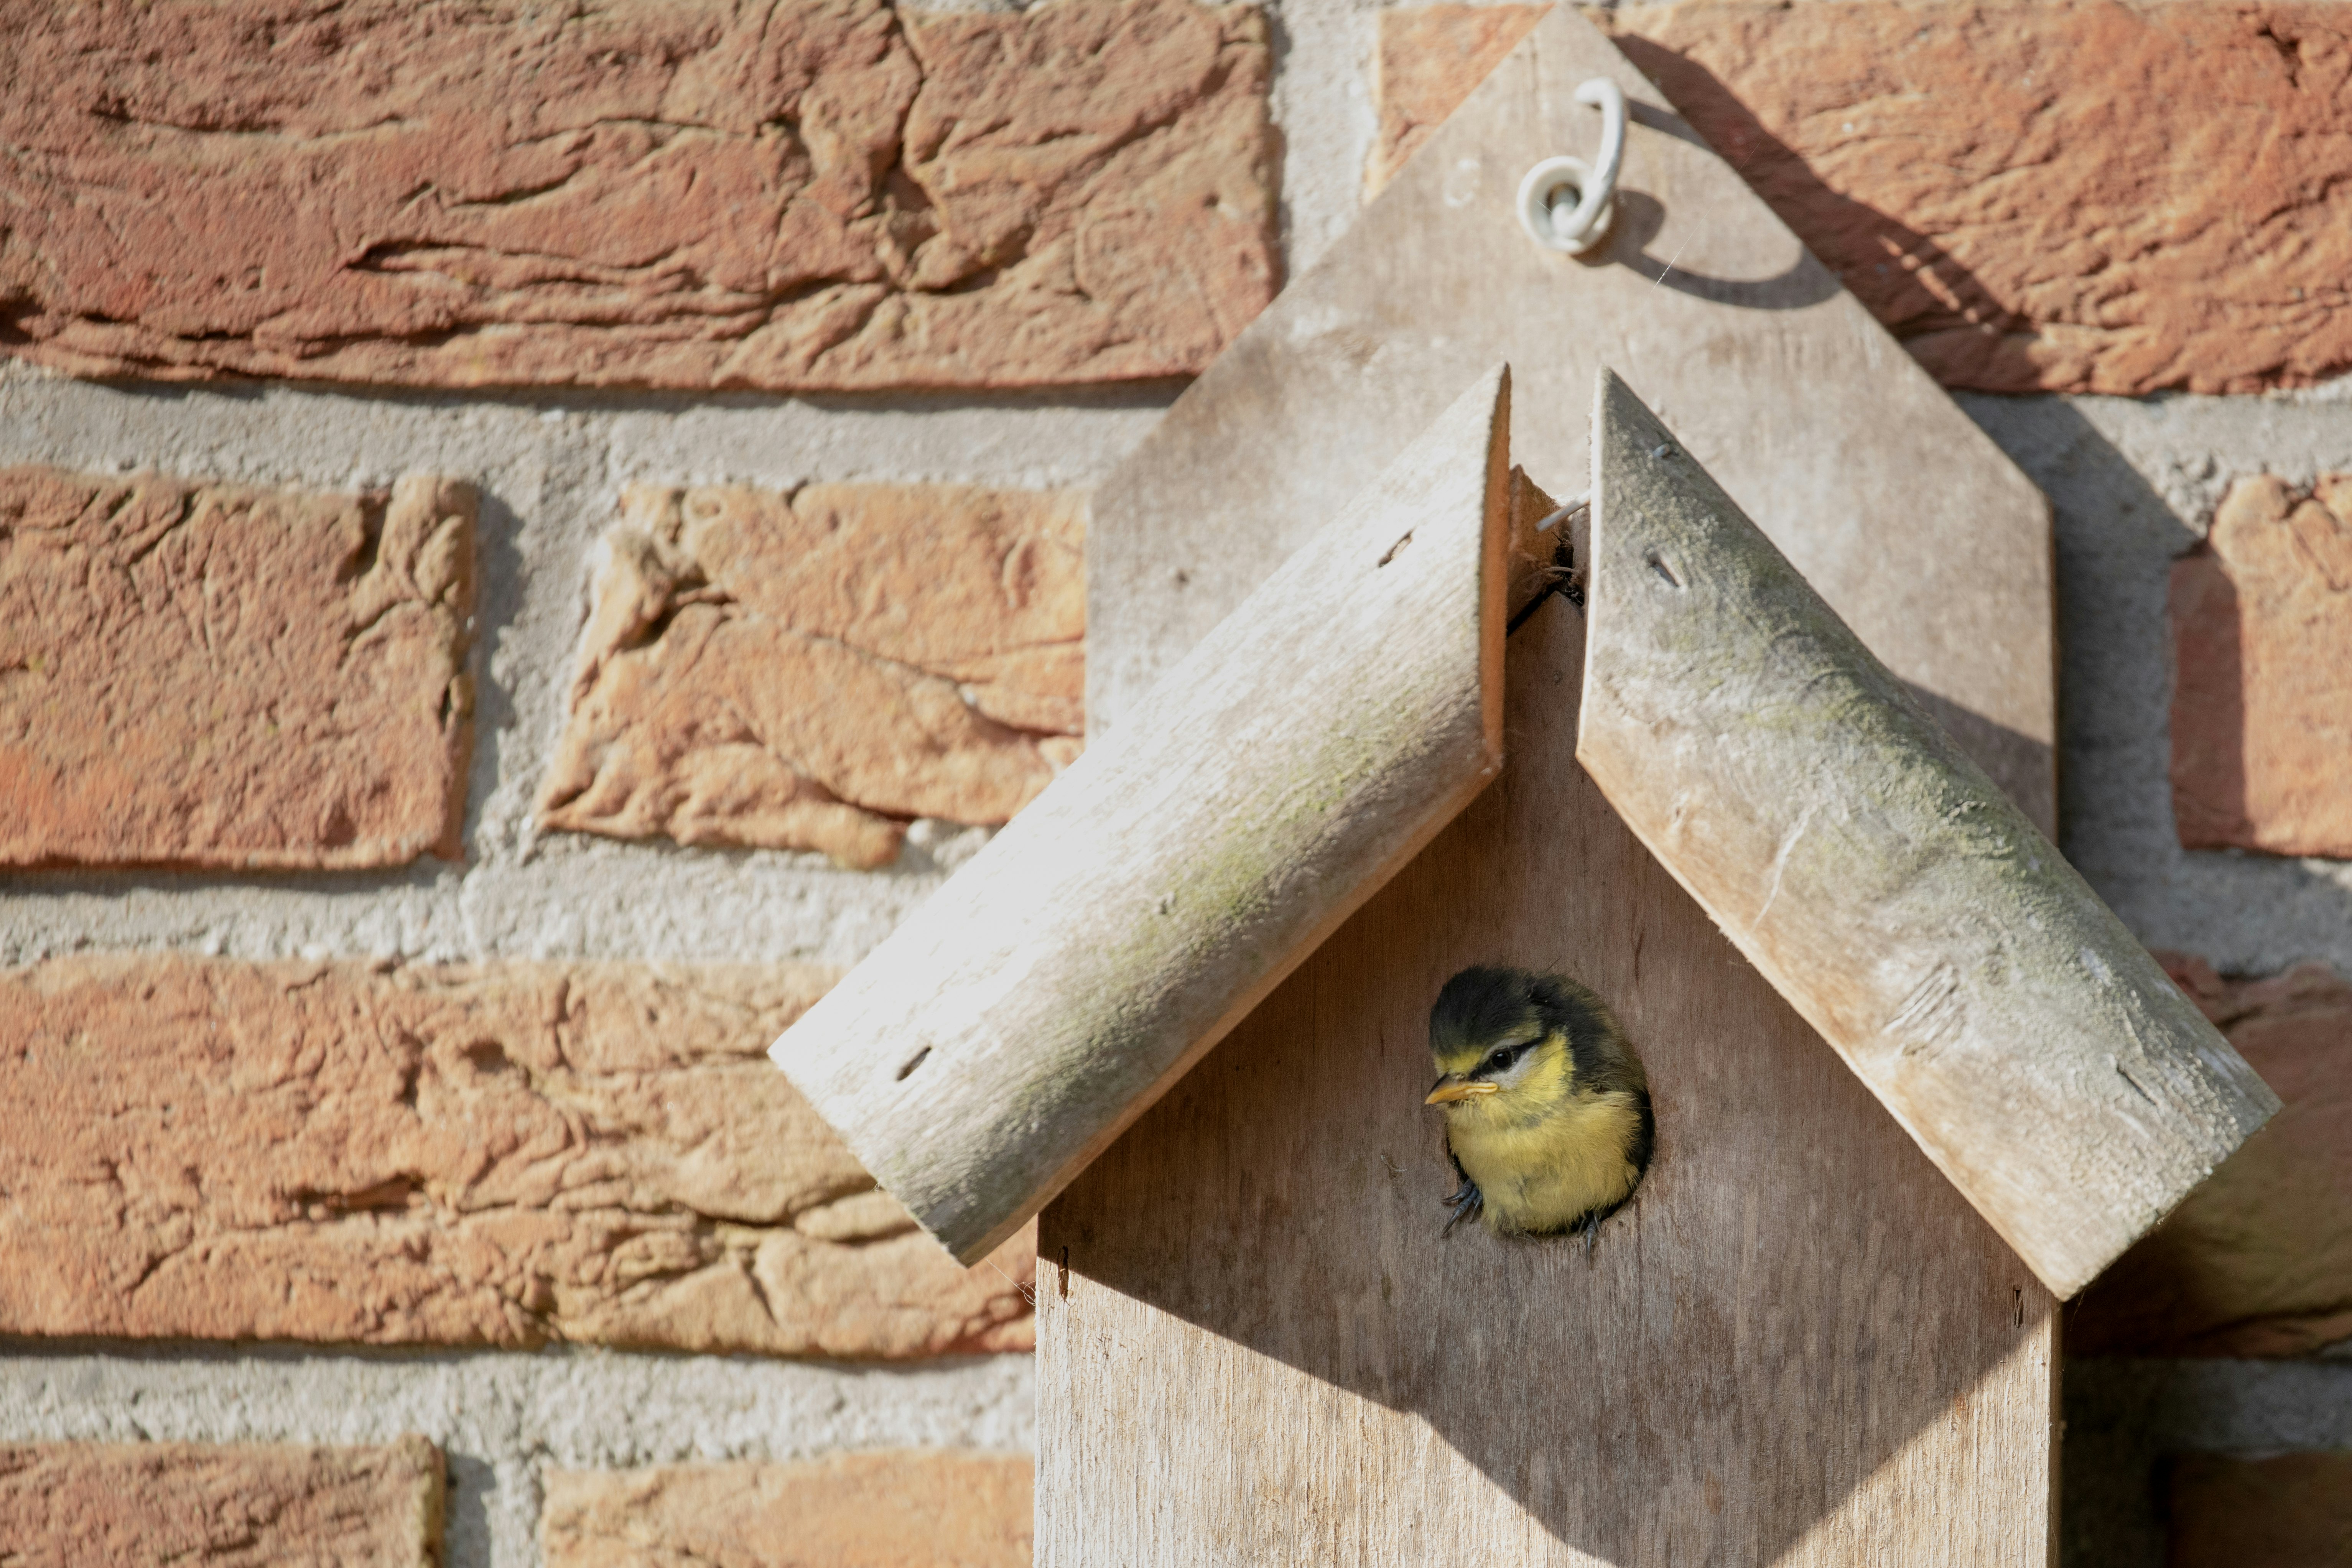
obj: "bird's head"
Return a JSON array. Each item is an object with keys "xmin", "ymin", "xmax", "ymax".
[{"xmin": 1424, "ymin": 965, "xmax": 1587, "ymax": 1116}]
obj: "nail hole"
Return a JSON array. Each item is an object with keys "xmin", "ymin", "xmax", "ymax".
[{"xmin": 895, "ymin": 1046, "xmax": 932, "ymax": 1082}]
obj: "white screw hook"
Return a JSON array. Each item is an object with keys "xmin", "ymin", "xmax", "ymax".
[{"xmin": 1516, "ymin": 78, "xmax": 1626, "ymax": 255}]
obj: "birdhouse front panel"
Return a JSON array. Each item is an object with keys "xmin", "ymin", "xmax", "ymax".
[{"xmin": 1039, "ymin": 591, "xmax": 2055, "ymax": 1562}]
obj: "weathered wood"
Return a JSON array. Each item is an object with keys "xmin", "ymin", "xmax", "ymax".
[
  {"xmin": 1088, "ymin": 2, "xmax": 2058, "ymax": 837},
  {"xmin": 1576, "ymin": 371, "xmax": 2278, "ymax": 1300},
  {"xmin": 771, "ymin": 369, "xmax": 1516, "ymax": 1264},
  {"xmin": 1043, "ymin": 15, "xmax": 2074, "ymax": 1523},
  {"xmin": 1040, "ymin": 582, "xmax": 2057, "ymax": 1563}
]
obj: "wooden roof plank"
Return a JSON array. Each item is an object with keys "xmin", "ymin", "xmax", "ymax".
[
  {"xmin": 770, "ymin": 367, "xmax": 1517, "ymax": 1263},
  {"xmin": 1577, "ymin": 370, "xmax": 2279, "ymax": 1299}
]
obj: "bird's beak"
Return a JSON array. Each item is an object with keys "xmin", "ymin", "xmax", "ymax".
[{"xmin": 1425, "ymin": 1077, "xmax": 1499, "ymax": 1105}]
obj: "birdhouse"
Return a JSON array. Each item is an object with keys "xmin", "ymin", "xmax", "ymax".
[{"xmin": 774, "ymin": 8, "xmax": 2277, "ymax": 1557}]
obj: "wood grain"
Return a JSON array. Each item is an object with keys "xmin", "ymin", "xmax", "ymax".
[
  {"xmin": 1087, "ymin": 3, "xmax": 2057, "ymax": 838},
  {"xmin": 1039, "ymin": 584, "xmax": 2057, "ymax": 1564},
  {"xmin": 773, "ymin": 369, "xmax": 1514, "ymax": 1263},
  {"xmin": 1577, "ymin": 372, "xmax": 2277, "ymax": 1300}
]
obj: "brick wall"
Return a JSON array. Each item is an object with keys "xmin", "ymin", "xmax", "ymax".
[{"xmin": 3, "ymin": 1, "xmax": 2349, "ymax": 1563}]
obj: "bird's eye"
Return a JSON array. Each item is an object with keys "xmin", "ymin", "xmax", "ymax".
[{"xmin": 1479, "ymin": 1043, "xmax": 1524, "ymax": 1078}]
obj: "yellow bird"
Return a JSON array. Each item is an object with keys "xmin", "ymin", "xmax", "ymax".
[{"xmin": 1424, "ymin": 965, "xmax": 1654, "ymax": 1244}]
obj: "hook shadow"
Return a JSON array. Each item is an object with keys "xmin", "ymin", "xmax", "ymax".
[
  {"xmin": 1608, "ymin": 39, "xmax": 2035, "ymax": 380},
  {"xmin": 1594, "ymin": 188, "xmax": 1842, "ymax": 311}
]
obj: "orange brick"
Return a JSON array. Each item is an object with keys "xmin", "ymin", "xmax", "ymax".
[
  {"xmin": 0, "ymin": 0, "xmax": 1276, "ymax": 392},
  {"xmin": 538, "ymin": 482, "xmax": 1084, "ymax": 869},
  {"xmin": 2169, "ymin": 1451, "xmax": 2352, "ymax": 1567},
  {"xmin": 543, "ymin": 1451, "xmax": 1031, "ymax": 1568},
  {"xmin": 2171, "ymin": 474, "xmax": 2352, "ymax": 859},
  {"xmin": 0, "ymin": 954, "xmax": 1035, "ymax": 1356},
  {"xmin": 0, "ymin": 1438, "xmax": 443, "ymax": 1568},
  {"xmin": 1371, "ymin": 2, "xmax": 2352, "ymax": 396},
  {"xmin": 0, "ymin": 467, "xmax": 472, "ymax": 869},
  {"xmin": 1367, "ymin": 5, "xmax": 1543, "ymax": 192},
  {"xmin": 2070, "ymin": 956, "xmax": 2352, "ymax": 1358}
]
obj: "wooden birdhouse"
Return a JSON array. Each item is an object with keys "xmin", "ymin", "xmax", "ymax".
[{"xmin": 774, "ymin": 9, "xmax": 2278, "ymax": 1559}]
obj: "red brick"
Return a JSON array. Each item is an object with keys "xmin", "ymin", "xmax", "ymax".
[
  {"xmin": 0, "ymin": 954, "xmax": 1035, "ymax": 1356},
  {"xmin": 2171, "ymin": 474, "xmax": 2352, "ymax": 859},
  {"xmin": 1371, "ymin": 2, "xmax": 2352, "ymax": 396},
  {"xmin": 1367, "ymin": 6, "xmax": 1544, "ymax": 193},
  {"xmin": 0, "ymin": 0, "xmax": 1276, "ymax": 392},
  {"xmin": 0, "ymin": 467, "xmax": 472, "ymax": 869},
  {"xmin": 543, "ymin": 1451, "xmax": 1031, "ymax": 1568},
  {"xmin": 538, "ymin": 482, "xmax": 1083, "ymax": 869},
  {"xmin": 2168, "ymin": 1451, "xmax": 2352, "ymax": 1567},
  {"xmin": 2069, "ymin": 955, "xmax": 2352, "ymax": 1358},
  {"xmin": 0, "ymin": 1437, "xmax": 443, "ymax": 1568}
]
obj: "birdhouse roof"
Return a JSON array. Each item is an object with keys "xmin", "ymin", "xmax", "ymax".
[{"xmin": 773, "ymin": 5, "xmax": 2272, "ymax": 1299}]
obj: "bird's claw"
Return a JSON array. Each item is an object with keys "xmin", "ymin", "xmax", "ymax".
[{"xmin": 1441, "ymin": 1178, "xmax": 1483, "ymax": 1236}]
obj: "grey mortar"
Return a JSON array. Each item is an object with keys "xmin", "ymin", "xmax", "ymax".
[
  {"xmin": 1961, "ymin": 388, "xmax": 2352, "ymax": 978},
  {"xmin": 0, "ymin": 1346, "xmax": 1032, "ymax": 1568},
  {"xmin": 1264, "ymin": 0, "xmax": 1386, "ymax": 270}
]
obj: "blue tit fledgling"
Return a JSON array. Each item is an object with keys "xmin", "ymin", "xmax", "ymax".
[{"xmin": 1424, "ymin": 965, "xmax": 1654, "ymax": 1244}]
